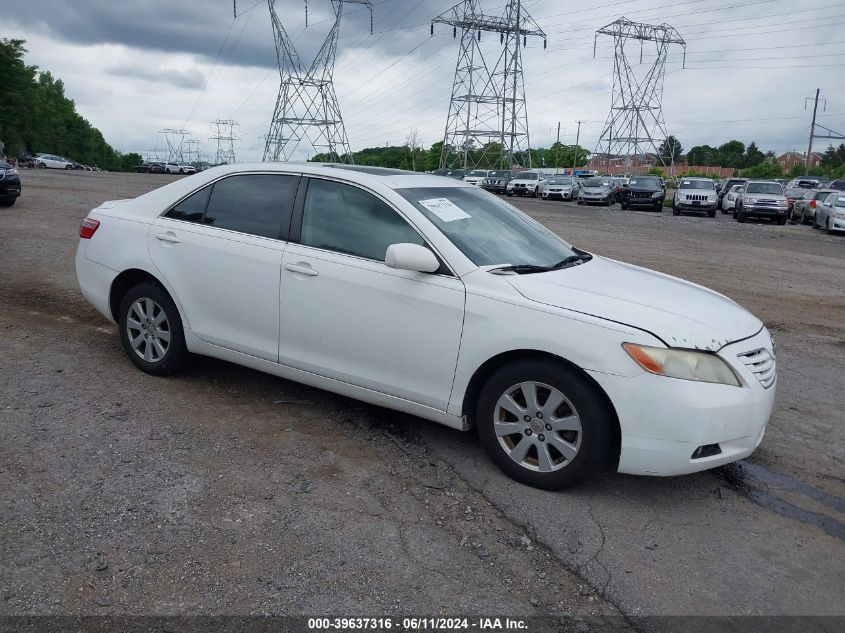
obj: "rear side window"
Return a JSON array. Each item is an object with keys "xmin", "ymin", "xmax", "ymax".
[
  {"xmin": 203, "ymin": 174, "xmax": 298, "ymax": 238},
  {"xmin": 165, "ymin": 187, "xmax": 211, "ymax": 223},
  {"xmin": 300, "ymin": 178, "xmax": 424, "ymax": 261}
]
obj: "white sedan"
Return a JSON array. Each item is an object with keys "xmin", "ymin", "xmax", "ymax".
[
  {"xmin": 76, "ymin": 163, "xmax": 776, "ymax": 489},
  {"xmin": 36, "ymin": 154, "xmax": 74, "ymax": 170}
]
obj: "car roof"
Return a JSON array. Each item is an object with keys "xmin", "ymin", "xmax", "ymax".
[{"xmin": 196, "ymin": 162, "xmax": 472, "ymax": 190}]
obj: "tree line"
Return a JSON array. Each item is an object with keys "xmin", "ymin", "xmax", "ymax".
[{"xmin": 0, "ymin": 39, "xmax": 141, "ymax": 171}]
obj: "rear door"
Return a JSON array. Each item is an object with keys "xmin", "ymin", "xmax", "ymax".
[{"xmin": 149, "ymin": 172, "xmax": 299, "ymax": 361}]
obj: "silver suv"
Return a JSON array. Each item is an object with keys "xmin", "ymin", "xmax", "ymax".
[{"xmin": 735, "ymin": 181, "xmax": 788, "ymax": 225}]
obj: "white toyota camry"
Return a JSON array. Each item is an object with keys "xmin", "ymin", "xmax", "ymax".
[{"xmin": 76, "ymin": 164, "xmax": 776, "ymax": 489}]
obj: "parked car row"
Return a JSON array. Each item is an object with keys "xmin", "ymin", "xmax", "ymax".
[
  {"xmin": 16, "ymin": 153, "xmax": 103, "ymax": 171},
  {"xmin": 135, "ymin": 162, "xmax": 198, "ymax": 175}
]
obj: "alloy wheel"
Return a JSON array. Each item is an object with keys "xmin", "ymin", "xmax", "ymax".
[
  {"xmin": 126, "ymin": 298, "xmax": 171, "ymax": 363},
  {"xmin": 493, "ymin": 381, "xmax": 582, "ymax": 473}
]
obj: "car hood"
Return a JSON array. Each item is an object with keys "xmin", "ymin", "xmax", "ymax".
[
  {"xmin": 504, "ymin": 256, "xmax": 762, "ymax": 351},
  {"xmin": 582, "ymin": 186, "xmax": 609, "ymax": 193},
  {"xmin": 511, "ymin": 179, "xmax": 539, "ymax": 184}
]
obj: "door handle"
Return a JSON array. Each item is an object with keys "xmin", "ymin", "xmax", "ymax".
[
  {"xmin": 155, "ymin": 232, "xmax": 180, "ymax": 244},
  {"xmin": 285, "ymin": 263, "xmax": 319, "ymax": 277}
]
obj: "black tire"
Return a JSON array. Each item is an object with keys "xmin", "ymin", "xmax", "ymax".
[
  {"xmin": 777, "ymin": 216, "xmax": 787, "ymax": 226},
  {"xmin": 672, "ymin": 204, "xmax": 680, "ymax": 216},
  {"xmin": 0, "ymin": 199, "xmax": 15, "ymax": 207},
  {"xmin": 476, "ymin": 358, "xmax": 614, "ymax": 490},
  {"xmin": 654, "ymin": 201, "xmax": 662, "ymax": 212},
  {"xmin": 826, "ymin": 219, "xmax": 833, "ymax": 235},
  {"xmin": 707, "ymin": 208, "xmax": 716, "ymax": 218},
  {"xmin": 577, "ymin": 200, "xmax": 583, "ymax": 206},
  {"xmin": 65, "ymin": 164, "xmax": 73, "ymax": 170},
  {"xmin": 800, "ymin": 210, "xmax": 809, "ymax": 225},
  {"xmin": 37, "ymin": 162, "xmax": 47, "ymax": 169},
  {"xmin": 118, "ymin": 282, "xmax": 189, "ymax": 376},
  {"xmin": 737, "ymin": 209, "xmax": 746, "ymax": 223}
]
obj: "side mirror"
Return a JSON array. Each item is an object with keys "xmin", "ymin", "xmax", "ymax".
[{"xmin": 385, "ymin": 243, "xmax": 440, "ymax": 273}]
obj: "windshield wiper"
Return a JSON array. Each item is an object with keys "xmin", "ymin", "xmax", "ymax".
[
  {"xmin": 489, "ymin": 264, "xmax": 552, "ymax": 275},
  {"xmin": 550, "ymin": 252, "xmax": 592, "ymax": 269},
  {"xmin": 489, "ymin": 252, "xmax": 593, "ymax": 275}
]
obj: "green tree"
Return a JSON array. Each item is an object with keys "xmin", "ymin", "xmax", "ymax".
[
  {"xmin": 658, "ymin": 136, "xmax": 683, "ymax": 162},
  {"xmin": 687, "ymin": 145, "xmax": 716, "ymax": 166},
  {"xmin": 0, "ymin": 38, "xmax": 131, "ymax": 170},
  {"xmin": 744, "ymin": 142, "xmax": 765, "ymax": 167},
  {"xmin": 739, "ymin": 162, "xmax": 783, "ymax": 179},
  {"xmin": 717, "ymin": 140, "xmax": 745, "ymax": 167}
]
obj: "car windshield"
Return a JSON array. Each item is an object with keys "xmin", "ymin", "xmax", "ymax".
[
  {"xmin": 746, "ymin": 182, "xmax": 783, "ymax": 194},
  {"xmin": 517, "ymin": 172, "xmax": 539, "ymax": 180},
  {"xmin": 397, "ymin": 187, "xmax": 576, "ymax": 267},
  {"xmin": 584, "ymin": 178, "xmax": 608, "ymax": 187},
  {"xmin": 730, "ymin": 185, "xmax": 743, "ymax": 193},
  {"xmin": 548, "ymin": 178, "xmax": 573, "ymax": 185},
  {"xmin": 488, "ymin": 171, "xmax": 511, "ymax": 178},
  {"xmin": 680, "ymin": 180, "xmax": 714, "ymax": 190},
  {"xmin": 785, "ymin": 188, "xmax": 807, "ymax": 197},
  {"xmin": 468, "ymin": 170, "xmax": 488, "ymax": 177},
  {"xmin": 628, "ymin": 178, "xmax": 661, "ymax": 187},
  {"xmin": 814, "ymin": 190, "xmax": 832, "ymax": 200}
]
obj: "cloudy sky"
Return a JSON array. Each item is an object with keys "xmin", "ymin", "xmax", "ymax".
[{"xmin": 5, "ymin": 0, "xmax": 845, "ymax": 162}]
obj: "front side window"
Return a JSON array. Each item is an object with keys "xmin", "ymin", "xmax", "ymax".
[
  {"xmin": 397, "ymin": 187, "xmax": 577, "ymax": 267},
  {"xmin": 165, "ymin": 186, "xmax": 212, "ymax": 223},
  {"xmin": 203, "ymin": 174, "xmax": 298, "ymax": 238},
  {"xmin": 300, "ymin": 179, "xmax": 424, "ymax": 261}
]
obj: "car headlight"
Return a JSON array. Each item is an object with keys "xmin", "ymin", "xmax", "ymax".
[
  {"xmin": 622, "ymin": 343, "xmax": 741, "ymax": 386},
  {"xmin": 651, "ymin": 191, "xmax": 662, "ymax": 198},
  {"xmin": 776, "ymin": 200, "xmax": 787, "ymax": 206},
  {"xmin": 834, "ymin": 210, "xmax": 845, "ymax": 219},
  {"xmin": 747, "ymin": 197, "xmax": 758, "ymax": 204}
]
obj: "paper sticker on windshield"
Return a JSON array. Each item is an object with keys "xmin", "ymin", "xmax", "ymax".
[{"xmin": 419, "ymin": 198, "xmax": 471, "ymax": 222}]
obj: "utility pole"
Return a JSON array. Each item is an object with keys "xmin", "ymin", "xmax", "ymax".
[
  {"xmin": 210, "ymin": 119, "xmax": 240, "ymax": 165},
  {"xmin": 805, "ymin": 89, "xmax": 822, "ymax": 176},
  {"xmin": 572, "ymin": 120, "xmax": 582, "ymax": 174},
  {"xmin": 555, "ymin": 122, "xmax": 561, "ymax": 170}
]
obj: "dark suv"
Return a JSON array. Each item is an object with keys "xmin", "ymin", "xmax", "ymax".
[
  {"xmin": 620, "ymin": 176, "xmax": 665, "ymax": 211},
  {"xmin": 829, "ymin": 179, "xmax": 845, "ymax": 191},
  {"xmin": 0, "ymin": 160, "xmax": 22, "ymax": 207},
  {"xmin": 718, "ymin": 178, "xmax": 748, "ymax": 212},
  {"xmin": 481, "ymin": 170, "xmax": 513, "ymax": 194}
]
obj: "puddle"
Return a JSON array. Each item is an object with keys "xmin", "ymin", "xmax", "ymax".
[{"xmin": 719, "ymin": 461, "xmax": 845, "ymax": 542}]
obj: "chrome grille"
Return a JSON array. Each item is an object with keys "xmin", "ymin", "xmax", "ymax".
[
  {"xmin": 737, "ymin": 348, "xmax": 776, "ymax": 389},
  {"xmin": 684, "ymin": 194, "xmax": 708, "ymax": 201}
]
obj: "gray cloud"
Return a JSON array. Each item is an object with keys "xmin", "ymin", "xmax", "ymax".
[{"xmin": 106, "ymin": 63, "xmax": 206, "ymax": 89}]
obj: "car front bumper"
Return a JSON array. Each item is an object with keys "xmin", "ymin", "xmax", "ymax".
[
  {"xmin": 0, "ymin": 177, "xmax": 22, "ymax": 201},
  {"xmin": 587, "ymin": 329, "xmax": 776, "ymax": 476},
  {"xmin": 743, "ymin": 204, "xmax": 788, "ymax": 217},
  {"xmin": 676, "ymin": 201, "xmax": 716, "ymax": 211},
  {"xmin": 482, "ymin": 184, "xmax": 508, "ymax": 193},
  {"xmin": 579, "ymin": 192, "xmax": 610, "ymax": 203},
  {"xmin": 544, "ymin": 190, "xmax": 574, "ymax": 199},
  {"xmin": 828, "ymin": 214, "xmax": 845, "ymax": 231},
  {"xmin": 627, "ymin": 197, "xmax": 662, "ymax": 207}
]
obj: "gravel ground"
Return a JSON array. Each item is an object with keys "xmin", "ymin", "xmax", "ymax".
[{"xmin": 1, "ymin": 170, "xmax": 843, "ymax": 624}]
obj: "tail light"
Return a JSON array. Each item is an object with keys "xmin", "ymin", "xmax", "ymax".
[
  {"xmin": 810, "ymin": 200, "xmax": 817, "ymax": 209},
  {"xmin": 79, "ymin": 217, "xmax": 100, "ymax": 239}
]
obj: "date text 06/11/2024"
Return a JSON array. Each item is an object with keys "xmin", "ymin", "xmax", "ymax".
[{"xmin": 307, "ymin": 618, "xmax": 529, "ymax": 630}]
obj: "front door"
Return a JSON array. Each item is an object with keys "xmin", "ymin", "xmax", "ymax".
[{"xmin": 278, "ymin": 177, "xmax": 465, "ymax": 411}]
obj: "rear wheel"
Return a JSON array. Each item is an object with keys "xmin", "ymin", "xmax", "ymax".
[
  {"xmin": 65, "ymin": 164, "xmax": 73, "ymax": 170},
  {"xmin": 476, "ymin": 359, "xmax": 614, "ymax": 490},
  {"xmin": 827, "ymin": 218, "xmax": 834, "ymax": 235},
  {"xmin": 37, "ymin": 162, "xmax": 46, "ymax": 169},
  {"xmin": 118, "ymin": 282, "xmax": 189, "ymax": 376}
]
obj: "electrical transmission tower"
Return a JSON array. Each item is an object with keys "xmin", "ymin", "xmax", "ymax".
[
  {"xmin": 159, "ymin": 129, "xmax": 190, "ymax": 163},
  {"xmin": 210, "ymin": 119, "xmax": 240, "ymax": 165},
  {"xmin": 593, "ymin": 17, "xmax": 685, "ymax": 173},
  {"xmin": 433, "ymin": 0, "xmax": 546, "ymax": 170},
  {"xmin": 184, "ymin": 139, "xmax": 200, "ymax": 165},
  {"xmin": 263, "ymin": 0, "xmax": 373, "ymax": 163}
]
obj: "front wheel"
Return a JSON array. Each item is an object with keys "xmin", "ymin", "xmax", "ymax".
[
  {"xmin": 476, "ymin": 359, "xmax": 614, "ymax": 490},
  {"xmin": 119, "ymin": 282, "xmax": 189, "ymax": 376},
  {"xmin": 777, "ymin": 216, "xmax": 787, "ymax": 226},
  {"xmin": 672, "ymin": 204, "xmax": 680, "ymax": 216},
  {"xmin": 737, "ymin": 209, "xmax": 746, "ymax": 223},
  {"xmin": 827, "ymin": 219, "xmax": 834, "ymax": 235},
  {"xmin": 0, "ymin": 199, "xmax": 15, "ymax": 207}
]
